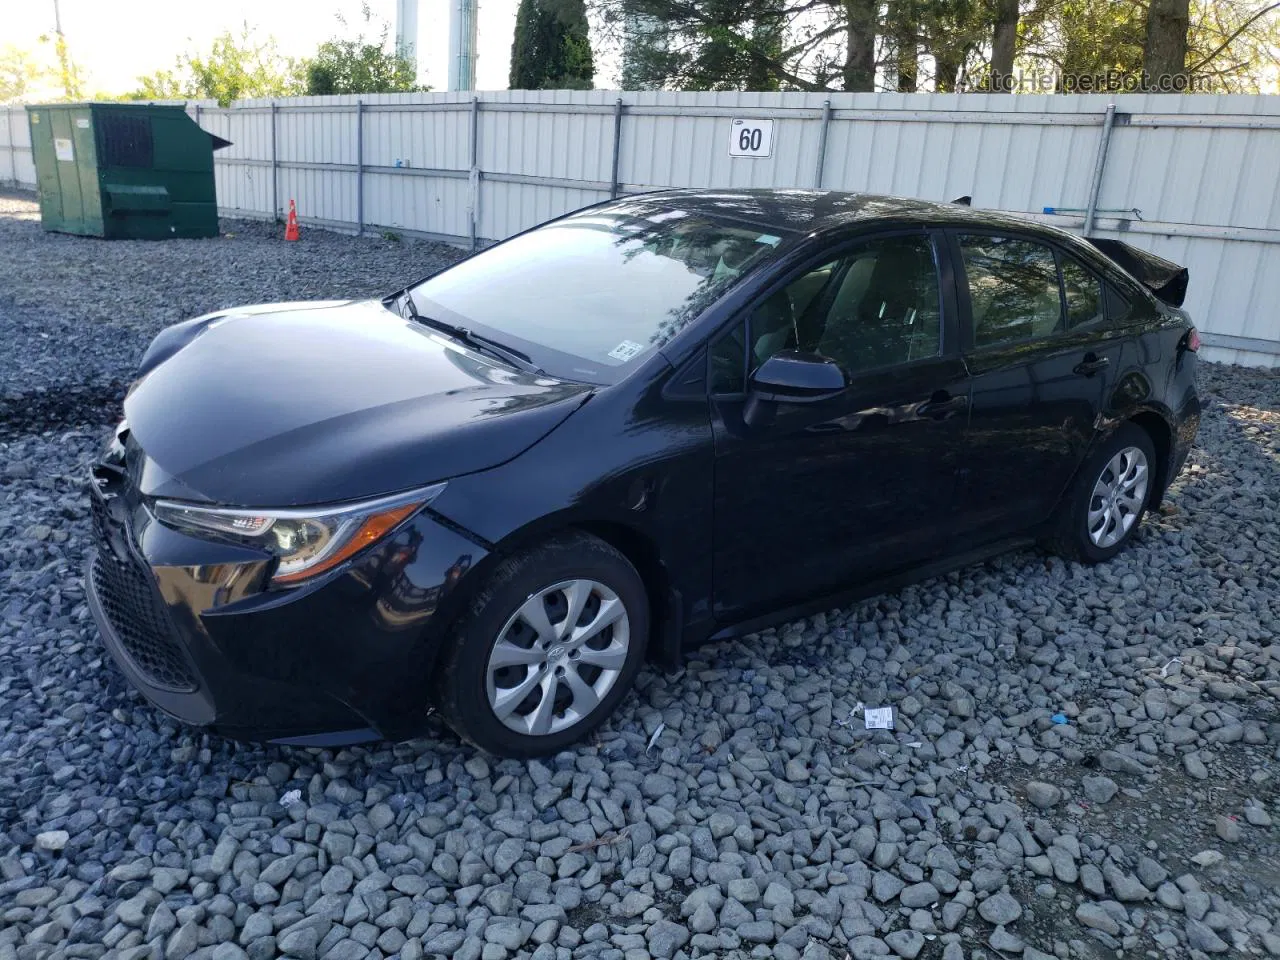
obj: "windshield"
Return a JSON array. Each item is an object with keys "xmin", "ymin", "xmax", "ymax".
[{"xmin": 408, "ymin": 201, "xmax": 791, "ymax": 382}]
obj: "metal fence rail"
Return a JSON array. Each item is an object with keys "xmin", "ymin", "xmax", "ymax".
[{"xmin": 4, "ymin": 90, "xmax": 1279, "ymax": 367}]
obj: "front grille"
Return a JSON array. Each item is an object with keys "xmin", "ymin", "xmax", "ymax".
[{"xmin": 90, "ymin": 494, "xmax": 198, "ymax": 693}]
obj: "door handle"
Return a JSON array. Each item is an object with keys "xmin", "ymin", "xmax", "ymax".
[
  {"xmin": 919, "ymin": 392, "xmax": 968, "ymax": 420},
  {"xmin": 1074, "ymin": 353, "xmax": 1110, "ymax": 377}
]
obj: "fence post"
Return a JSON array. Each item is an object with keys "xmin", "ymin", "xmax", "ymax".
[
  {"xmin": 1083, "ymin": 103, "xmax": 1117, "ymax": 237},
  {"xmin": 5, "ymin": 108, "xmax": 14, "ymax": 187},
  {"xmin": 356, "ymin": 100, "xmax": 364, "ymax": 237},
  {"xmin": 270, "ymin": 100, "xmax": 279, "ymax": 221},
  {"xmin": 610, "ymin": 98, "xmax": 624, "ymax": 199},
  {"xmin": 469, "ymin": 96, "xmax": 480, "ymax": 252},
  {"xmin": 814, "ymin": 99, "xmax": 832, "ymax": 189}
]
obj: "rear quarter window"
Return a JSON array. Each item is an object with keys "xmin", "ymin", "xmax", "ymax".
[{"xmin": 1060, "ymin": 257, "xmax": 1104, "ymax": 328}]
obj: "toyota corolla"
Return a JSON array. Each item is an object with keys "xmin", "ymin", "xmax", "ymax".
[{"xmin": 86, "ymin": 190, "xmax": 1200, "ymax": 757}]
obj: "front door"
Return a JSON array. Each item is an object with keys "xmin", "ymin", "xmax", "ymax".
[
  {"xmin": 947, "ymin": 232, "xmax": 1128, "ymax": 543},
  {"xmin": 709, "ymin": 232, "xmax": 971, "ymax": 624}
]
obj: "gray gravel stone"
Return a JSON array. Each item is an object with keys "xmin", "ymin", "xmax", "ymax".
[
  {"xmin": 885, "ymin": 929, "xmax": 924, "ymax": 959},
  {"xmin": 1076, "ymin": 902, "xmax": 1120, "ymax": 935},
  {"xmin": 1081, "ymin": 776, "xmax": 1119, "ymax": 804},
  {"xmin": 1187, "ymin": 919, "xmax": 1230, "ymax": 953},
  {"xmin": 1025, "ymin": 781, "xmax": 1062, "ymax": 809},
  {"xmin": 978, "ymin": 891, "xmax": 1022, "ymax": 926},
  {"xmin": 899, "ymin": 883, "xmax": 940, "ymax": 909},
  {"xmin": 646, "ymin": 919, "xmax": 690, "ymax": 958},
  {"xmin": 34, "ymin": 831, "xmax": 69, "ymax": 852}
]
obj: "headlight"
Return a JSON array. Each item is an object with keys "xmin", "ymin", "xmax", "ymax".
[{"xmin": 153, "ymin": 483, "xmax": 446, "ymax": 586}]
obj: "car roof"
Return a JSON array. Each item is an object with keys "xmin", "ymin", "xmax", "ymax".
[{"xmin": 612, "ymin": 188, "xmax": 1074, "ymax": 242}]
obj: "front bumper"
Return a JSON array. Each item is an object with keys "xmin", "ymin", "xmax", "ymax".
[{"xmin": 85, "ymin": 459, "xmax": 487, "ymax": 744}]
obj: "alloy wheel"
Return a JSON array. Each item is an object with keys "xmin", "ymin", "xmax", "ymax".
[
  {"xmin": 1087, "ymin": 446, "xmax": 1149, "ymax": 549},
  {"xmin": 484, "ymin": 579, "xmax": 630, "ymax": 736}
]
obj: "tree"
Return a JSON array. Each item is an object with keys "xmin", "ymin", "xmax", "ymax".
[
  {"xmin": 843, "ymin": 0, "xmax": 877, "ymax": 91},
  {"xmin": 1144, "ymin": 0, "xmax": 1191, "ymax": 81},
  {"xmin": 990, "ymin": 0, "xmax": 1020, "ymax": 90},
  {"xmin": 510, "ymin": 0, "xmax": 596, "ymax": 89},
  {"xmin": 0, "ymin": 46, "xmax": 52, "ymax": 103},
  {"xmin": 1018, "ymin": 0, "xmax": 1147, "ymax": 88},
  {"xmin": 597, "ymin": 0, "xmax": 1280, "ymax": 92},
  {"xmin": 303, "ymin": 4, "xmax": 422, "ymax": 95},
  {"xmin": 129, "ymin": 26, "xmax": 303, "ymax": 106},
  {"xmin": 888, "ymin": 0, "xmax": 919, "ymax": 92},
  {"xmin": 1185, "ymin": 0, "xmax": 1280, "ymax": 91}
]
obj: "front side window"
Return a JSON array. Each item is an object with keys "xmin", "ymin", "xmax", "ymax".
[
  {"xmin": 410, "ymin": 202, "xmax": 790, "ymax": 382},
  {"xmin": 726, "ymin": 235, "xmax": 942, "ymax": 386},
  {"xmin": 960, "ymin": 235, "xmax": 1063, "ymax": 347}
]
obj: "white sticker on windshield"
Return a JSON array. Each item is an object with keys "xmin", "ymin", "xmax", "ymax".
[
  {"xmin": 756, "ymin": 233, "xmax": 782, "ymax": 246},
  {"xmin": 608, "ymin": 340, "xmax": 645, "ymax": 362}
]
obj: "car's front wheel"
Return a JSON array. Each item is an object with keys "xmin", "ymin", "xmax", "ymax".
[
  {"xmin": 433, "ymin": 533, "xmax": 648, "ymax": 758},
  {"xmin": 1047, "ymin": 421, "xmax": 1157, "ymax": 563}
]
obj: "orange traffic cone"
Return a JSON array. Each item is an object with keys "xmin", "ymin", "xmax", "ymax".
[{"xmin": 284, "ymin": 199, "xmax": 300, "ymax": 241}]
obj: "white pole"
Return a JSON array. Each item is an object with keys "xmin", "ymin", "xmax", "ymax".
[
  {"xmin": 449, "ymin": 0, "xmax": 478, "ymax": 91},
  {"xmin": 396, "ymin": 0, "xmax": 421, "ymax": 85}
]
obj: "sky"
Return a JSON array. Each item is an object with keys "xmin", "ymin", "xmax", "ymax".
[{"xmin": 4, "ymin": 0, "xmax": 538, "ymax": 96}]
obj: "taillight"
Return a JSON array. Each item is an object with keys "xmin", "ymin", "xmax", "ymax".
[{"xmin": 1186, "ymin": 328, "xmax": 1201, "ymax": 352}]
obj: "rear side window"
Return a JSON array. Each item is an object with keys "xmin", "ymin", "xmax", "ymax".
[
  {"xmin": 1104, "ymin": 284, "xmax": 1132, "ymax": 321},
  {"xmin": 1061, "ymin": 257, "xmax": 1104, "ymax": 328},
  {"xmin": 959, "ymin": 235, "xmax": 1062, "ymax": 347}
]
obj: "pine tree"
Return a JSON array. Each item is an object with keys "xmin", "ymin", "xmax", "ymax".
[{"xmin": 510, "ymin": 0, "xmax": 595, "ymax": 90}]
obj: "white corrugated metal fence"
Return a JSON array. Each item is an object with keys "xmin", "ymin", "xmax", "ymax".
[{"xmin": 3, "ymin": 91, "xmax": 1279, "ymax": 367}]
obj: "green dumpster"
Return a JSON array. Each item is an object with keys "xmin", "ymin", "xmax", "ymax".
[{"xmin": 25, "ymin": 102, "xmax": 230, "ymax": 239}]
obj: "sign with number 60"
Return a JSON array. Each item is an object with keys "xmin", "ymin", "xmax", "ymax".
[{"xmin": 728, "ymin": 119, "xmax": 774, "ymax": 158}]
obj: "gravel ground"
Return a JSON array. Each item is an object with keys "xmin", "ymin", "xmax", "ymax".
[{"xmin": 1, "ymin": 188, "xmax": 1278, "ymax": 960}]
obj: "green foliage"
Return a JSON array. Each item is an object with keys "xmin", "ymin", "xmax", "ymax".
[
  {"xmin": 50, "ymin": 33, "xmax": 85, "ymax": 101},
  {"xmin": 129, "ymin": 26, "xmax": 303, "ymax": 106},
  {"xmin": 304, "ymin": 39, "xmax": 419, "ymax": 95},
  {"xmin": 1186, "ymin": 0, "xmax": 1280, "ymax": 92},
  {"xmin": 0, "ymin": 45, "xmax": 51, "ymax": 103},
  {"xmin": 1020, "ymin": 0, "xmax": 1146, "ymax": 82},
  {"xmin": 303, "ymin": 4, "xmax": 422, "ymax": 95},
  {"xmin": 510, "ymin": 0, "xmax": 596, "ymax": 89},
  {"xmin": 623, "ymin": 0, "xmax": 785, "ymax": 90}
]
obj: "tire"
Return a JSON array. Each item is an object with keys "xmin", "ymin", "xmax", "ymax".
[
  {"xmin": 1046, "ymin": 422, "xmax": 1157, "ymax": 564},
  {"xmin": 433, "ymin": 532, "xmax": 649, "ymax": 758}
]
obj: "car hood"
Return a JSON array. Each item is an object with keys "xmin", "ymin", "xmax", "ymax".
[{"xmin": 124, "ymin": 299, "xmax": 593, "ymax": 506}]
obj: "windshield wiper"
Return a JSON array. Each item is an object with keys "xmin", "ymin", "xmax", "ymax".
[{"xmin": 396, "ymin": 291, "xmax": 544, "ymax": 375}]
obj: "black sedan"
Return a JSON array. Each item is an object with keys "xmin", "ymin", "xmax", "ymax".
[{"xmin": 86, "ymin": 190, "xmax": 1200, "ymax": 757}]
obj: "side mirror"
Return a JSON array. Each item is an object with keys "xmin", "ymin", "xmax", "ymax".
[
  {"xmin": 744, "ymin": 350, "xmax": 846, "ymax": 427},
  {"xmin": 748, "ymin": 350, "xmax": 847, "ymax": 401}
]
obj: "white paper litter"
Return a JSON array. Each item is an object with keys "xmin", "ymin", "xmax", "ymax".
[
  {"xmin": 864, "ymin": 706, "xmax": 894, "ymax": 730},
  {"xmin": 279, "ymin": 789, "xmax": 302, "ymax": 807},
  {"xmin": 647, "ymin": 722, "xmax": 666, "ymax": 753}
]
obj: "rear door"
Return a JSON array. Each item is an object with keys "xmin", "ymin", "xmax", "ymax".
[
  {"xmin": 709, "ymin": 230, "xmax": 971, "ymax": 624},
  {"xmin": 947, "ymin": 231, "xmax": 1129, "ymax": 543}
]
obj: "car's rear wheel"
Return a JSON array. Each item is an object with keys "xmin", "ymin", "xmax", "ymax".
[
  {"xmin": 433, "ymin": 533, "xmax": 648, "ymax": 758},
  {"xmin": 1047, "ymin": 422, "xmax": 1156, "ymax": 564}
]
